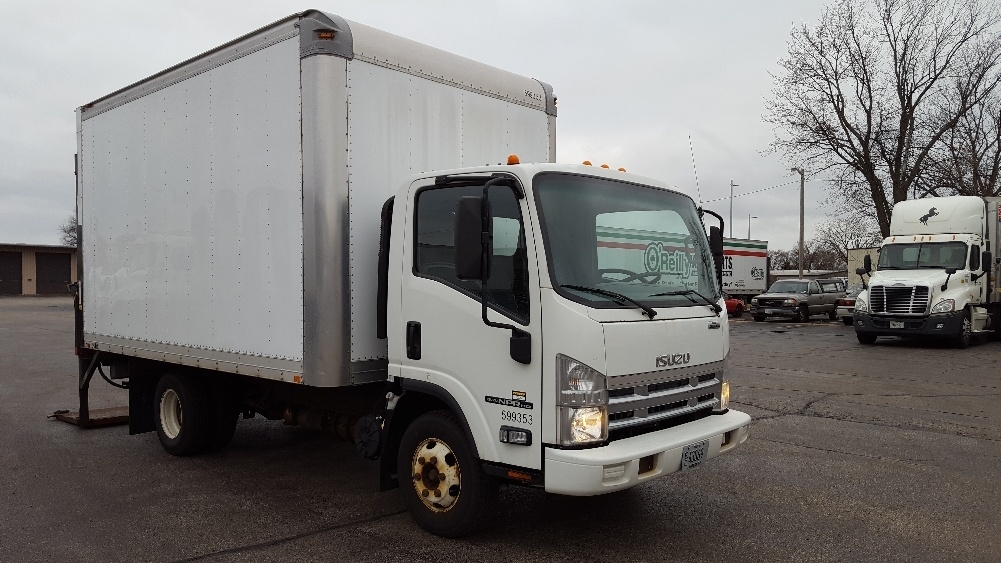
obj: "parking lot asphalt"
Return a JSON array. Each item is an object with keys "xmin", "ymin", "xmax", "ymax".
[{"xmin": 1, "ymin": 297, "xmax": 998, "ymax": 562}]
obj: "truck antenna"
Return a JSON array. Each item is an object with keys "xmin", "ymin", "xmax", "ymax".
[{"xmin": 689, "ymin": 135, "xmax": 702, "ymax": 205}]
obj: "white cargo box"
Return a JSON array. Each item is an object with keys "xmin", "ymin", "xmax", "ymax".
[{"xmin": 77, "ymin": 10, "xmax": 556, "ymax": 387}]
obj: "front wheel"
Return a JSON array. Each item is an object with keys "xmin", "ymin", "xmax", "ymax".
[
  {"xmin": 953, "ymin": 310, "xmax": 972, "ymax": 349},
  {"xmin": 794, "ymin": 306, "xmax": 809, "ymax": 323},
  {"xmin": 753, "ymin": 315, "xmax": 765, "ymax": 322},
  {"xmin": 856, "ymin": 332, "xmax": 877, "ymax": 344},
  {"xmin": 733, "ymin": 306, "xmax": 743, "ymax": 318},
  {"xmin": 397, "ymin": 410, "xmax": 498, "ymax": 537},
  {"xmin": 842, "ymin": 317, "xmax": 853, "ymax": 326}
]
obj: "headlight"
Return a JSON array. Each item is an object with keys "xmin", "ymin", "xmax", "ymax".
[
  {"xmin": 784, "ymin": 298, "xmax": 797, "ymax": 306},
  {"xmin": 931, "ymin": 299, "xmax": 955, "ymax": 313},
  {"xmin": 854, "ymin": 298, "xmax": 867, "ymax": 313},
  {"xmin": 717, "ymin": 381, "xmax": 730, "ymax": 411},
  {"xmin": 750, "ymin": 298, "xmax": 758, "ymax": 305},
  {"xmin": 714, "ymin": 353, "xmax": 731, "ymax": 413},
  {"xmin": 556, "ymin": 354, "xmax": 608, "ymax": 446}
]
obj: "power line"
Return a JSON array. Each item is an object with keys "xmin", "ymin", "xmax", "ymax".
[{"xmin": 704, "ymin": 178, "xmax": 796, "ymax": 202}]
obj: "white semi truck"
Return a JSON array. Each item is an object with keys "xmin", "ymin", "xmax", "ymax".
[
  {"xmin": 721, "ymin": 238, "xmax": 768, "ymax": 302},
  {"xmin": 72, "ymin": 10, "xmax": 750, "ymax": 537},
  {"xmin": 854, "ymin": 196, "xmax": 1000, "ymax": 347}
]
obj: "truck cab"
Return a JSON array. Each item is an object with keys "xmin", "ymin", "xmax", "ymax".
[
  {"xmin": 854, "ymin": 196, "xmax": 999, "ymax": 347},
  {"xmin": 383, "ymin": 162, "xmax": 750, "ymax": 534}
]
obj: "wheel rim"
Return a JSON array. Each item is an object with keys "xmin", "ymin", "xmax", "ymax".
[
  {"xmin": 410, "ymin": 437, "xmax": 461, "ymax": 512},
  {"xmin": 160, "ymin": 389, "xmax": 182, "ymax": 439},
  {"xmin": 962, "ymin": 318, "xmax": 972, "ymax": 340}
]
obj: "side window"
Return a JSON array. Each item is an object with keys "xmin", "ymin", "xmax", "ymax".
[
  {"xmin": 809, "ymin": 281, "xmax": 821, "ymax": 294},
  {"xmin": 414, "ymin": 184, "xmax": 530, "ymax": 323},
  {"xmin": 971, "ymin": 245, "xmax": 980, "ymax": 271}
]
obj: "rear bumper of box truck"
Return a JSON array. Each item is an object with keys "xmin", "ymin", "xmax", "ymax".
[{"xmin": 543, "ymin": 409, "xmax": 750, "ymax": 496}]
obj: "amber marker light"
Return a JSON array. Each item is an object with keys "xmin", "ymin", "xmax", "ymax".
[
  {"xmin": 600, "ymin": 164, "xmax": 610, "ymax": 169},
  {"xmin": 316, "ymin": 30, "xmax": 335, "ymax": 40},
  {"xmin": 618, "ymin": 167, "xmax": 626, "ymax": 172},
  {"xmin": 582, "ymin": 160, "xmax": 592, "ymax": 166},
  {"xmin": 507, "ymin": 154, "xmax": 520, "ymax": 165}
]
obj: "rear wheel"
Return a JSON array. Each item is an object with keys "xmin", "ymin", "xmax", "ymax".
[
  {"xmin": 733, "ymin": 305, "xmax": 743, "ymax": 318},
  {"xmin": 397, "ymin": 410, "xmax": 497, "ymax": 537},
  {"xmin": 154, "ymin": 372, "xmax": 212, "ymax": 456},
  {"xmin": 827, "ymin": 308, "xmax": 838, "ymax": 320}
]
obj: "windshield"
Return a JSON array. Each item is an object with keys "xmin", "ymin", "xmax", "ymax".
[
  {"xmin": 534, "ymin": 173, "xmax": 719, "ymax": 310},
  {"xmin": 767, "ymin": 280, "xmax": 808, "ymax": 294},
  {"xmin": 878, "ymin": 242, "xmax": 968, "ymax": 270}
]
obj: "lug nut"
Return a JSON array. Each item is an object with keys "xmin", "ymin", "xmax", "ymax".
[
  {"xmin": 422, "ymin": 490, "xmax": 429, "ymax": 498},
  {"xmin": 418, "ymin": 457, "xmax": 426, "ymax": 464},
  {"xmin": 429, "ymin": 457, "xmax": 437, "ymax": 465},
  {"xmin": 413, "ymin": 473, "xmax": 421, "ymax": 481},
  {"xmin": 434, "ymin": 490, "xmax": 441, "ymax": 497}
]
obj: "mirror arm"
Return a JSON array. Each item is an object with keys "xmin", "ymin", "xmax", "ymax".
[{"xmin": 477, "ymin": 178, "xmax": 532, "ymax": 364}]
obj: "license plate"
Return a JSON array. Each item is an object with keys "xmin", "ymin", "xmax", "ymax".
[
  {"xmin": 765, "ymin": 309, "xmax": 779, "ymax": 315},
  {"xmin": 681, "ymin": 439, "xmax": 709, "ymax": 471},
  {"xmin": 890, "ymin": 321, "xmax": 904, "ymax": 329}
]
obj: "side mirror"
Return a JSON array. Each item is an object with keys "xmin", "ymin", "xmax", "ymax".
[
  {"xmin": 863, "ymin": 254, "xmax": 872, "ymax": 273},
  {"xmin": 455, "ymin": 196, "xmax": 491, "ymax": 280},
  {"xmin": 709, "ymin": 226, "xmax": 724, "ymax": 289},
  {"xmin": 855, "ymin": 267, "xmax": 868, "ymax": 276},
  {"xmin": 945, "ymin": 267, "xmax": 958, "ymax": 275}
]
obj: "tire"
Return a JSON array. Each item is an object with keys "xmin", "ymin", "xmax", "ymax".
[
  {"xmin": 842, "ymin": 317, "xmax": 853, "ymax": 326},
  {"xmin": 397, "ymin": 410, "xmax": 498, "ymax": 537},
  {"xmin": 953, "ymin": 310, "xmax": 972, "ymax": 349},
  {"xmin": 753, "ymin": 315, "xmax": 765, "ymax": 322},
  {"xmin": 856, "ymin": 332, "xmax": 877, "ymax": 344},
  {"xmin": 828, "ymin": 308, "xmax": 838, "ymax": 320},
  {"xmin": 733, "ymin": 306, "xmax": 743, "ymax": 318},
  {"xmin": 794, "ymin": 306, "xmax": 809, "ymax": 323},
  {"xmin": 154, "ymin": 372, "xmax": 212, "ymax": 456}
]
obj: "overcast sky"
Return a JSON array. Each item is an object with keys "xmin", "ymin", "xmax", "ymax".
[{"xmin": 0, "ymin": 0, "xmax": 833, "ymax": 250}]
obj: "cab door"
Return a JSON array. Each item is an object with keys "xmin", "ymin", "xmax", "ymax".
[{"xmin": 398, "ymin": 177, "xmax": 542, "ymax": 470}]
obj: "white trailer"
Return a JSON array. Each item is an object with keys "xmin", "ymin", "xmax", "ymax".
[
  {"xmin": 721, "ymin": 238, "xmax": 768, "ymax": 300},
  {"xmin": 73, "ymin": 10, "xmax": 749, "ymax": 537},
  {"xmin": 854, "ymin": 196, "xmax": 1000, "ymax": 347}
]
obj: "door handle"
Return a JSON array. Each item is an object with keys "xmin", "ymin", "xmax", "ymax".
[{"xmin": 406, "ymin": 321, "xmax": 421, "ymax": 360}]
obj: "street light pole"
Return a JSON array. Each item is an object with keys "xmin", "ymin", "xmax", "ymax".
[
  {"xmin": 790, "ymin": 167, "xmax": 805, "ymax": 278},
  {"xmin": 729, "ymin": 180, "xmax": 738, "ymax": 238},
  {"xmin": 747, "ymin": 215, "xmax": 757, "ymax": 240}
]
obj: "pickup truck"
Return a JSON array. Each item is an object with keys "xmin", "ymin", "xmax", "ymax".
[{"xmin": 749, "ymin": 278, "xmax": 846, "ymax": 322}]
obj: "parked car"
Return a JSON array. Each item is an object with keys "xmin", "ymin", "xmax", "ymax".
[
  {"xmin": 724, "ymin": 294, "xmax": 745, "ymax": 317},
  {"xmin": 749, "ymin": 278, "xmax": 846, "ymax": 322},
  {"xmin": 836, "ymin": 286, "xmax": 864, "ymax": 325}
]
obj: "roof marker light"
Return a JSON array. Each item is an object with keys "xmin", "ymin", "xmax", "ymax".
[
  {"xmin": 507, "ymin": 154, "xmax": 520, "ymax": 165},
  {"xmin": 618, "ymin": 168, "xmax": 626, "ymax": 172},
  {"xmin": 600, "ymin": 164, "xmax": 610, "ymax": 169},
  {"xmin": 582, "ymin": 160, "xmax": 592, "ymax": 166}
]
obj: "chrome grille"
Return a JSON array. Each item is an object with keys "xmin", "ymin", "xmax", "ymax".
[
  {"xmin": 869, "ymin": 285, "xmax": 930, "ymax": 315},
  {"xmin": 605, "ymin": 361, "xmax": 722, "ymax": 438}
]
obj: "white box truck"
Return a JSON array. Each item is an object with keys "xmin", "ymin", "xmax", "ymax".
[
  {"xmin": 854, "ymin": 196, "xmax": 1000, "ymax": 347},
  {"xmin": 72, "ymin": 10, "xmax": 750, "ymax": 537}
]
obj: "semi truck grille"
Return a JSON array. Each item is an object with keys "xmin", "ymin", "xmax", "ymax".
[
  {"xmin": 869, "ymin": 285, "xmax": 930, "ymax": 315},
  {"xmin": 605, "ymin": 361, "xmax": 723, "ymax": 441}
]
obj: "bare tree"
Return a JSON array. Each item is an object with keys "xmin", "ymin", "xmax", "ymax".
[
  {"xmin": 814, "ymin": 214, "xmax": 883, "ymax": 265},
  {"xmin": 768, "ymin": 240, "xmax": 846, "ymax": 271},
  {"xmin": 59, "ymin": 214, "xmax": 78, "ymax": 247},
  {"xmin": 765, "ymin": 0, "xmax": 1001, "ymax": 235},
  {"xmin": 918, "ymin": 90, "xmax": 1001, "ymax": 197}
]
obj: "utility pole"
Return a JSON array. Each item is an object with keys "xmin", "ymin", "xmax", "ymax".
[
  {"xmin": 729, "ymin": 180, "xmax": 738, "ymax": 238},
  {"xmin": 747, "ymin": 215, "xmax": 757, "ymax": 240},
  {"xmin": 790, "ymin": 167, "xmax": 805, "ymax": 278}
]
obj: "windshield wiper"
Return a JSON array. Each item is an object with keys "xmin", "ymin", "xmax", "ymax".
[
  {"xmin": 648, "ymin": 289, "xmax": 722, "ymax": 315},
  {"xmin": 562, "ymin": 285, "xmax": 657, "ymax": 319}
]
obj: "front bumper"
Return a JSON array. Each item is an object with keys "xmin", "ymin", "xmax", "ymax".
[
  {"xmin": 543, "ymin": 409, "xmax": 750, "ymax": 496},
  {"xmin": 854, "ymin": 310, "xmax": 963, "ymax": 337},
  {"xmin": 749, "ymin": 305, "xmax": 798, "ymax": 318}
]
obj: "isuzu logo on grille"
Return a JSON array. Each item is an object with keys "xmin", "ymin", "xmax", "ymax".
[{"xmin": 656, "ymin": 353, "xmax": 691, "ymax": 368}]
